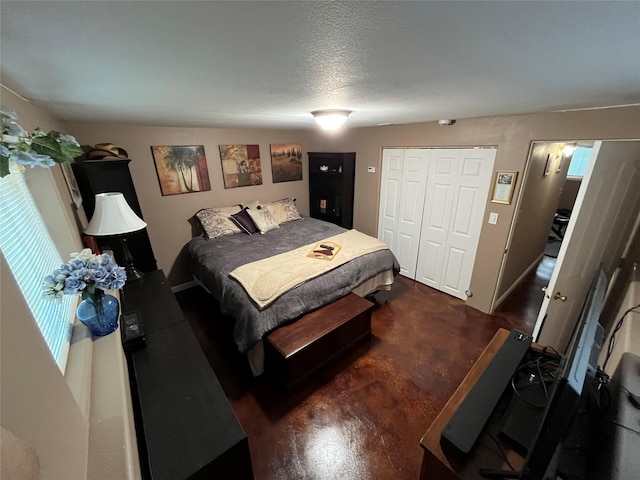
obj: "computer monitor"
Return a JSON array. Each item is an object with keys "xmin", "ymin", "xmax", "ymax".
[{"xmin": 519, "ymin": 268, "xmax": 607, "ymax": 479}]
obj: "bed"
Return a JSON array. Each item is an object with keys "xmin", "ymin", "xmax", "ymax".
[{"xmin": 185, "ymin": 211, "xmax": 399, "ymax": 375}]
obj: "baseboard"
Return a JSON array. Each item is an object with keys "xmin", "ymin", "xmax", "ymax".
[
  {"xmin": 494, "ymin": 253, "xmax": 544, "ymax": 310},
  {"xmin": 171, "ymin": 280, "xmax": 197, "ymax": 293}
]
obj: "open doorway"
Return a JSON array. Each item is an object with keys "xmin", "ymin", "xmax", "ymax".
[
  {"xmin": 492, "ymin": 141, "xmax": 576, "ymax": 325},
  {"xmin": 543, "ymin": 144, "xmax": 593, "ymax": 259},
  {"xmin": 494, "ymin": 140, "xmax": 640, "ymax": 354},
  {"xmin": 534, "ymin": 141, "xmax": 640, "ymax": 352}
]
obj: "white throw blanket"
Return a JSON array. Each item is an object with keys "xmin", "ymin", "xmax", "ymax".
[{"xmin": 229, "ymin": 229, "xmax": 389, "ymax": 309}]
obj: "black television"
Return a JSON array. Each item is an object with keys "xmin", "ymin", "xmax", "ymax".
[{"xmin": 518, "ymin": 268, "xmax": 607, "ymax": 479}]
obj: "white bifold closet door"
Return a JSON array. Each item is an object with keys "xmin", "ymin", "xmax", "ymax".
[
  {"xmin": 377, "ymin": 149, "xmax": 429, "ymax": 278},
  {"xmin": 378, "ymin": 148, "xmax": 496, "ymax": 300}
]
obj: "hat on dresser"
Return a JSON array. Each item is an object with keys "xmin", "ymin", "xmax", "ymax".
[{"xmin": 86, "ymin": 143, "xmax": 129, "ymax": 159}]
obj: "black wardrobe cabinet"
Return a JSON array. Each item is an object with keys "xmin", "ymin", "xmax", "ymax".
[
  {"xmin": 71, "ymin": 157, "xmax": 158, "ymax": 272},
  {"xmin": 308, "ymin": 152, "xmax": 356, "ymax": 229}
]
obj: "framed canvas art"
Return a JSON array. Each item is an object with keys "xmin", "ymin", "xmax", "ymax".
[
  {"xmin": 151, "ymin": 145, "xmax": 211, "ymax": 196},
  {"xmin": 270, "ymin": 143, "xmax": 302, "ymax": 183},
  {"xmin": 218, "ymin": 144, "xmax": 262, "ymax": 188}
]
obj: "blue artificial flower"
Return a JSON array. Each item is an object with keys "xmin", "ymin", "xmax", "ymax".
[
  {"xmin": 63, "ymin": 275, "xmax": 86, "ymax": 295},
  {"xmin": 68, "ymin": 258, "xmax": 87, "ymax": 270},
  {"xmin": 86, "ymin": 260, "xmax": 102, "ymax": 271},
  {"xmin": 44, "ymin": 250, "xmax": 127, "ymax": 301},
  {"xmin": 101, "ymin": 267, "xmax": 127, "ymax": 290},
  {"xmin": 91, "ymin": 266, "xmax": 110, "ymax": 283},
  {"xmin": 5, "ymin": 121, "xmax": 28, "ymax": 138},
  {"xmin": 58, "ymin": 133, "xmax": 78, "ymax": 145},
  {"xmin": 2, "ymin": 105, "xmax": 82, "ymax": 179},
  {"xmin": 0, "ymin": 105, "xmax": 18, "ymax": 120},
  {"xmin": 14, "ymin": 151, "xmax": 55, "ymax": 169},
  {"xmin": 56, "ymin": 264, "xmax": 73, "ymax": 275}
]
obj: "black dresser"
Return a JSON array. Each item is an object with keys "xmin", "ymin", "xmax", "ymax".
[{"xmin": 122, "ymin": 270, "xmax": 253, "ymax": 480}]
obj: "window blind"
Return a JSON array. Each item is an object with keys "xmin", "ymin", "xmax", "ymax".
[{"xmin": 0, "ymin": 165, "xmax": 74, "ymax": 371}]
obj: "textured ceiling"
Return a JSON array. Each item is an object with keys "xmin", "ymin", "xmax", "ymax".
[{"xmin": 1, "ymin": 1, "xmax": 639, "ymax": 130}]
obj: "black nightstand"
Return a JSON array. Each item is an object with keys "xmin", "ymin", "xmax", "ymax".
[{"xmin": 122, "ymin": 270, "xmax": 253, "ymax": 480}]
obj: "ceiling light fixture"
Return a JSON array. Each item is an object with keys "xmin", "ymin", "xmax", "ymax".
[{"xmin": 311, "ymin": 110, "xmax": 351, "ymax": 131}]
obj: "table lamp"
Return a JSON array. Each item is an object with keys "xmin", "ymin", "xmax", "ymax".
[{"xmin": 85, "ymin": 192, "xmax": 147, "ymax": 282}]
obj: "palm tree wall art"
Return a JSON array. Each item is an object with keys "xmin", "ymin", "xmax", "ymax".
[{"xmin": 151, "ymin": 145, "xmax": 211, "ymax": 195}]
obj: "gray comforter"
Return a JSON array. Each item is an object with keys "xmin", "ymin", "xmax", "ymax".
[{"xmin": 185, "ymin": 217, "xmax": 399, "ymax": 353}]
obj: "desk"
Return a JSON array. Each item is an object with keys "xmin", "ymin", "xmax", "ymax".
[{"xmin": 419, "ymin": 328, "xmax": 530, "ymax": 480}]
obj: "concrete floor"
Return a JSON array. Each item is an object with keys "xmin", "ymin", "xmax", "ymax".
[{"xmin": 176, "ymin": 258, "xmax": 552, "ymax": 479}]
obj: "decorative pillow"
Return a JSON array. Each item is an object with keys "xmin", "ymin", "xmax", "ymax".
[
  {"xmin": 247, "ymin": 208, "xmax": 280, "ymax": 234},
  {"xmin": 195, "ymin": 207, "xmax": 242, "ymax": 239},
  {"xmin": 230, "ymin": 208, "xmax": 259, "ymax": 234},
  {"xmin": 241, "ymin": 200, "xmax": 261, "ymax": 210},
  {"xmin": 261, "ymin": 197, "xmax": 301, "ymax": 224}
]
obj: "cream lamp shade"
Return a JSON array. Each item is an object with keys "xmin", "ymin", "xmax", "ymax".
[
  {"xmin": 85, "ymin": 193, "xmax": 146, "ymax": 235},
  {"xmin": 311, "ymin": 110, "xmax": 351, "ymax": 131}
]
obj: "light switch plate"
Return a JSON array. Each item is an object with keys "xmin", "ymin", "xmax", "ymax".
[
  {"xmin": 367, "ymin": 166, "xmax": 376, "ymax": 173},
  {"xmin": 489, "ymin": 212, "xmax": 499, "ymax": 224}
]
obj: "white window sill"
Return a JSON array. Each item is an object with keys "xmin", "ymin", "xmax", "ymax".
[{"xmin": 64, "ymin": 291, "xmax": 141, "ymax": 480}]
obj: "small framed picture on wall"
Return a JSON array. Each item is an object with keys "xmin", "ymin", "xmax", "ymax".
[
  {"xmin": 60, "ymin": 162, "xmax": 83, "ymax": 207},
  {"xmin": 544, "ymin": 153, "xmax": 552, "ymax": 176},
  {"xmin": 491, "ymin": 170, "xmax": 518, "ymax": 204}
]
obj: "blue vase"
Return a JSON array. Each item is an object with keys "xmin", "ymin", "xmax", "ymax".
[{"xmin": 76, "ymin": 292, "xmax": 119, "ymax": 337}]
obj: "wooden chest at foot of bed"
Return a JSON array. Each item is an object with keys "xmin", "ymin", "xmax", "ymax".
[{"xmin": 265, "ymin": 293, "xmax": 375, "ymax": 389}]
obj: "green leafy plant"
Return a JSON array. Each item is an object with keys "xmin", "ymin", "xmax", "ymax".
[{"xmin": 1, "ymin": 105, "xmax": 83, "ymax": 178}]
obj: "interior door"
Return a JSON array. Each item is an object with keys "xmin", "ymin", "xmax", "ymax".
[
  {"xmin": 416, "ymin": 149, "xmax": 496, "ymax": 300},
  {"xmin": 415, "ymin": 150, "xmax": 458, "ymax": 289},
  {"xmin": 378, "ymin": 149, "xmax": 429, "ymax": 278},
  {"xmin": 377, "ymin": 149, "xmax": 403, "ymax": 248},
  {"xmin": 535, "ymin": 141, "xmax": 640, "ymax": 352}
]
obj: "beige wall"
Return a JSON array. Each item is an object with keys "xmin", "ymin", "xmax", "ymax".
[
  {"xmin": 67, "ymin": 106, "xmax": 640, "ymax": 312},
  {"xmin": 65, "ymin": 123, "xmax": 335, "ymax": 284},
  {"xmin": 497, "ymin": 142, "xmax": 569, "ymax": 300},
  {"xmin": 327, "ymin": 107, "xmax": 640, "ymax": 312}
]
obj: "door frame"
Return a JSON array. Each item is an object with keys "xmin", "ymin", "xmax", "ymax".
[
  {"xmin": 492, "ymin": 139, "xmax": 640, "ymax": 347},
  {"xmin": 534, "ymin": 140, "xmax": 640, "ymax": 350},
  {"xmin": 490, "ymin": 141, "xmax": 538, "ymax": 311}
]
